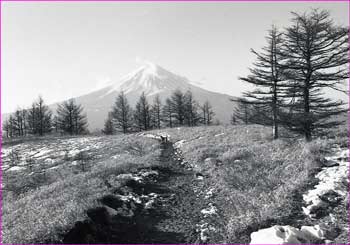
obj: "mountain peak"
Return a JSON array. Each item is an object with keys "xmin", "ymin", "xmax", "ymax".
[
  {"xmin": 105, "ymin": 62, "xmax": 192, "ymax": 96},
  {"xmin": 139, "ymin": 61, "xmax": 160, "ymax": 76}
]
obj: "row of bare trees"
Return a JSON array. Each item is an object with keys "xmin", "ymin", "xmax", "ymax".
[
  {"xmin": 102, "ymin": 89, "xmax": 215, "ymax": 134},
  {"xmin": 233, "ymin": 9, "xmax": 349, "ymax": 141},
  {"xmin": 3, "ymin": 96, "xmax": 88, "ymax": 138}
]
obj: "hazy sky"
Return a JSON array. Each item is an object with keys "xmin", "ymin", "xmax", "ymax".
[{"xmin": 2, "ymin": 1, "xmax": 348, "ymax": 113}]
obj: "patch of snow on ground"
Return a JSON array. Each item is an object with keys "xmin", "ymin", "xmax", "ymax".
[
  {"xmin": 7, "ymin": 166, "xmax": 26, "ymax": 171},
  {"xmin": 33, "ymin": 149, "xmax": 52, "ymax": 158},
  {"xmin": 201, "ymin": 203, "xmax": 217, "ymax": 217},
  {"xmin": 196, "ymin": 223, "xmax": 216, "ymax": 242},
  {"xmin": 303, "ymin": 148, "xmax": 349, "ymax": 217},
  {"xmin": 1, "ymin": 148, "xmax": 12, "ymax": 157},
  {"xmin": 116, "ymin": 173, "xmax": 143, "ymax": 182},
  {"xmin": 111, "ymin": 154, "xmax": 121, "ymax": 159},
  {"xmin": 214, "ymin": 133, "xmax": 225, "ymax": 137},
  {"xmin": 204, "ymin": 188, "xmax": 215, "ymax": 199},
  {"xmin": 68, "ymin": 149, "xmax": 81, "ymax": 157},
  {"xmin": 144, "ymin": 134, "xmax": 160, "ymax": 139},
  {"xmin": 174, "ymin": 140, "xmax": 186, "ymax": 149}
]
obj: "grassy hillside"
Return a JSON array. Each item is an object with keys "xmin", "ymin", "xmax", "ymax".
[
  {"xmin": 2, "ymin": 135, "xmax": 161, "ymax": 243},
  {"xmin": 152, "ymin": 125, "xmax": 346, "ymax": 243}
]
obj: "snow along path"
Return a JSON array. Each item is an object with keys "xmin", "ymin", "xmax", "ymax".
[
  {"xmin": 250, "ymin": 147, "xmax": 349, "ymax": 244},
  {"xmin": 61, "ymin": 140, "xmax": 208, "ymax": 244}
]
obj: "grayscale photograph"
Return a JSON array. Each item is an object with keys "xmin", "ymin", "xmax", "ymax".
[{"xmin": 1, "ymin": 1, "xmax": 349, "ymax": 244}]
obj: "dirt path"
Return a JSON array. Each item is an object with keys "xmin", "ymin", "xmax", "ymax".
[{"xmin": 62, "ymin": 141, "xmax": 206, "ymax": 244}]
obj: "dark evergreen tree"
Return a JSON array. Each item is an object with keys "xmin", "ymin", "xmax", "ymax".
[
  {"xmin": 232, "ymin": 99, "xmax": 251, "ymax": 125},
  {"xmin": 170, "ymin": 89, "xmax": 185, "ymax": 126},
  {"xmin": 201, "ymin": 100, "xmax": 215, "ymax": 125},
  {"xmin": 230, "ymin": 111, "xmax": 237, "ymax": 125},
  {"xmin": 162, "ymin": 98, "xmax": 174, "ymax": 128},
  {"xmin": 27, "ymin": 103, "xmax": 37, "ymax": 135},
  {"xmin": 2, "ymin": 118, "xmax": 10, "ymax": 138},
  {"xmin": 102, "ymin": 112, "xmax": 114, "ymax": 135},
  {"xmin": 26, "ymin": 96, "xmax": 52, "ymax": 136},
  {"xmin": 57, "ymin": 99, "xmax": 88, "ymax": 135},
  {"xmin": 184, "ymin": 90, "xmax": 200, "ymax": 126},
  {"xmin": 238, "ymin": 26, "xmax": 285, "ymax": 139},
  {"xmin": 150, "ymin": 95, "xmax": 162, "ymax": 129},
  {"xmin": 36, "ymin": 96, "xmax": 52, "ymax": 136},
  {"xmin": 281, "ymin": 9, "xmax": 349, "ymax": 141},
  {"xmin": 133, "ymin": 92, "xmax": 151, "ymax": 131},
  {"xmin": 111, "ymin": 91, "xmax": 132, "ymax": 134}
]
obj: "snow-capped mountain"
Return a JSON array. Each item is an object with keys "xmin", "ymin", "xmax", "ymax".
[
  {"xmin": 66, "ymin": 62, "xmax": 235, "ymax": 130},
  {"xmin": 66, "ymin": 62, "xmax": 236, "ymax": 130}
]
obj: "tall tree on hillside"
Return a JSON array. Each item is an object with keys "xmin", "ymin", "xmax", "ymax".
[
  {"xmin": 36, "ymin": 96, "xmax": 52, "ymax": 136},
  {"xmin": 162, "ymin": 98, "xmax": 174, "ymax": 128},
  {"xmin": 233, "ymin": 99, "xmax": 251, "ymax": 125},
  {"xmin": 57, "ymin": 99, "xmax": 87, "ymax": 135},
  {"xmin": 238, "ymin": 26, "xmax": 286, "ymax": 139},
  {"xmin": 53, "ymin": 115, "xmax": 59, "ymax": 133},
  {"xmin": 21, "ymin": 109, "xmax": 28, "ymax": 136},
  {"xmin": 2, "ymin": 118, "xmax": 11, "ymax": 138},
  {"xmin": 134, "ymin": 92, "xmax": 151, "ymax": 131},
  {"xmin": 8, "ymin": 116, "xmax": 15, "ymax": 137},
  {"xmin": 14, "ymin": 108, "xmax": 25, "ymax": 136},
  {"xmin": 201, "ymin": 100, "xmax": 215, "ymax": 125},
  {"xmin": 26, "ymin": 96, "xmax": 52, "ymax": 136},
  {"xmin": 111, "ymin": 91, "xmax": 132, "ymax": 134},
  {"xmin": 170, "ymin": 89, "xmax": 185, "ymax": 126},
  {"xmin": 27, "ymin": 102, "xmax": 38, "ymax": 135},
  {"xmin": 230, "ymin": 111, "xmax": 237, "ymax": 125},
  {"xmin": 281, "ymin": 9, "xmax": 349, "ymax": 141},
  {"xmin": 184, "ymin": 90, "xmax": 200, "ymax": 126},
  {"xmin": 151, "ymin": 95, "xmax": 162, "ymax": 129},
  {"xmin": 102, "ymin": 112, "xmax": 115, "ymax": 135},
  {"xmin": 73, "ymin": 103, "xmax": 88, "ymax": 134}
]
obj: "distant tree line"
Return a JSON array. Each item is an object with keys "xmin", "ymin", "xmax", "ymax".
[
  {"xmin": 102, "ymin": 89, "xmax": 215, "ymax": 135},
  {"xmin": 3, "ymin": 96, "xmax": 88, "ymax": 138},
  {"xmin": 232, "ymin": 9, "xmax": 349, "ymax": 141}
]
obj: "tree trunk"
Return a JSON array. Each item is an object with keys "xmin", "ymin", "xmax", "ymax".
[{"xmin": 304, "ymin": 85, "xmax": 312, "ymax": 141}]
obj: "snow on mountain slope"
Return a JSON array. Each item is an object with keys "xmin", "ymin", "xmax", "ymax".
[{"xmin": 105, "ymin": 62, "xmax": 192, "ymax": 96}]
